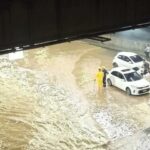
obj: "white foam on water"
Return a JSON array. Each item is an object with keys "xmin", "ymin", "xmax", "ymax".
[{"xmin": 9, "ymin": 51, "xmax": 24, "ymax": 60}]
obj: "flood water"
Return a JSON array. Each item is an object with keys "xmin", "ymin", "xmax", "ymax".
[{"xmin": 0, "ymin": 41, "xmax": 150, "ymax": 150}]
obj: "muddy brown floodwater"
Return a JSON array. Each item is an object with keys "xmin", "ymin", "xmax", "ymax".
[{"xmin": 0, "ymin": 41, "xmax": 150, "ymax": 150}]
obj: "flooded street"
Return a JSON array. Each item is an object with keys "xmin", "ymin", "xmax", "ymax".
[{"xmin": 0, "ymin": 41, "xmax": 150, "ymax": 150}]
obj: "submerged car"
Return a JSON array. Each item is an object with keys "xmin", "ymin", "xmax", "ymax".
[
  {"xmin": 107, "ymin": 67, "xmax": 150, "ymax": 95},
  {"xmin": 112, "ymin": 52, "xmax": 144, "ymax": 73}
]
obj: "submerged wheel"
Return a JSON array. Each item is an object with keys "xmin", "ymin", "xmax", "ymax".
[
  {"xmin": 126, "ymin": 87, "xmax": 131, "ymax": 95},
  {"xmin": 113, "ymin": 62, "xmax": 118, "ymax": 68},
  {"xmin": 107, "ymin": 79, "xmax": 112, "ymax": 86}
]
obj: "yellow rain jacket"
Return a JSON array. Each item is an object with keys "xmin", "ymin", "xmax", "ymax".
[{"xmin": 96, "ymin": 71, "xmax": 104, "ymax": 88}]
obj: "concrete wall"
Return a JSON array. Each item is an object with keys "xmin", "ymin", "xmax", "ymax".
[{"xmin": 88, "ymin": 27, "xmax": 150, "ymax": 57}]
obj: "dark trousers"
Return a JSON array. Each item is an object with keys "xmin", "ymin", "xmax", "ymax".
[{"xmin": 103, "ymin": 77, "xmax": 106, "ymax": 87}]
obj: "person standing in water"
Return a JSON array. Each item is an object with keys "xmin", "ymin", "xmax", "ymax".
[
  {"xmin": 144, "ymin": 44, "xmax": 150, "ymax": 60},
  {"xmin": 102, "ymin": 66, "xmax": 108, "ymax": 87},
  {"xmin": 96, "ymin": 67, "xmax": 104, "ymax": 90}
]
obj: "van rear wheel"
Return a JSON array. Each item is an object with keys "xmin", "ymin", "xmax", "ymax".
[
  {"xmin": 113, "ymin": 62, "xmax": 118, "ymax": 67},
  {"xmin": 107, "ymin": 79, "xmax": 112, "ymax": 86}
]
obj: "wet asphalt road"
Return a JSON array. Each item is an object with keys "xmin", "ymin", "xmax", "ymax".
[{"xmin": 0, "ymin": 40, "xmax": 150, "ymax": 150}]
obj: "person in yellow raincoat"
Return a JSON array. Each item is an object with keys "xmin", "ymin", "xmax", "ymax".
[{"xmin": 96, "ymin": 67, "xmax": 104, "ymax": 90}]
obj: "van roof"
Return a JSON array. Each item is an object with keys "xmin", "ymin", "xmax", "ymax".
[{"xmin": 117, "ymin": 52, "xmax": 137, "ymax": 57}]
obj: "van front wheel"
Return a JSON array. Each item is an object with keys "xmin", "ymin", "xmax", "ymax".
[{"xmin": 126, "ymin": 87, "xmax": 131, "ymax": 95}]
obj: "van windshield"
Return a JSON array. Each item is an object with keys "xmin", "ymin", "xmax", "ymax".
[
  {"xmin": 130, "ymin": 55, "xmax": 143, "ymax": 63},
  {"xmin": 124, "ymin": 72, "xmax": 142, "ymax": 82}
]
